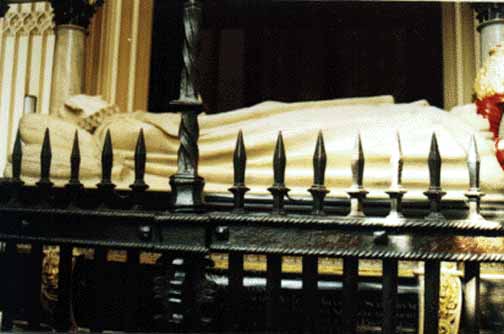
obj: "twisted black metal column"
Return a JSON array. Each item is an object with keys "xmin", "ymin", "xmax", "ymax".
[{"xmin": 169, "ymin": 0, "xmax": 205, "ymax": 212}]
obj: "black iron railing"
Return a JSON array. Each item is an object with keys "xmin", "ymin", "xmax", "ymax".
[{"xmin": 0, "ymin": 109, "xmax": 501, "ymax": 333}]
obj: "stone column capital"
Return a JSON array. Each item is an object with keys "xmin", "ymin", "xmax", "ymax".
[
  {"xmin": 473, "ymin": 3, "xmax": 504, "ymax": 26},
  {"xmin": 50, "ymin": 0, "xmax": 104, "ymax": 29}
]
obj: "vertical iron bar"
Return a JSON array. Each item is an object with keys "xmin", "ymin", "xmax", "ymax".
[
  {"xmin": 302, "ymin": 255, "xmax": 319, "ymax": 333},
  {"xmin": 342, "ymin": 256, "xmax": 359, "ymax": 334},
  {"xmin": 228, "ymin": 252, "xmax": 243, "ymax": 330},
  {"xmin": 382, "ymin": 259, "xmax": 398, "ymax": 334},
  {"xmin": 27, "ymin": 242, "xmax": 43, "ymax": 330},
  {"xmin": 463, "ymin": 262, "xmax": 480, "ymax": 334},
  {"xmin": 266, "ymin": 255, "xmax": 281, "ymax": 331},
  {"xmin": 91, "ymin": 247, "xmax": 107, "ymax": 332},
  {"xmin": 1, "ymin": 242, "xmax": 16, "ymax": 331},
  {"xmin": 123, "ymin": 249, "xmax": 140, "ymax": 331},
  {"xmin": 54, "ymin": 244, "xmax": 73, "ymax": 331},
  {"xmin": 424, "ymin": 260, "xmax": 440, "ymax": 334}
]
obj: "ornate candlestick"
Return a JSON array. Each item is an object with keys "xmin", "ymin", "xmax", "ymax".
[{"xmin": 346, "ymin": 133, "xmax": 368, "ymax": 217}]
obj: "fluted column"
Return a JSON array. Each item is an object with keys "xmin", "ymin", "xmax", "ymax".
[
  {"xmin": 474, "ymin": 3, "xmax": 504, "ymax": 63},
  {"xmin": 49, "ymin": 0, "xmax": 104, "ymax": 120}
]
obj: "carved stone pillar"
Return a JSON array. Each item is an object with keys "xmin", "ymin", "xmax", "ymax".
[
  {"xmin": 49, "ymin": 0, "xmax": 103, "ymax": 120},
  {"xmin": 169, "ymin": 0, "xmax": 205, "ymax": 212},
  {"xmin": 474, "ymin": 3, "xmax": 504, "ymax": 63}
]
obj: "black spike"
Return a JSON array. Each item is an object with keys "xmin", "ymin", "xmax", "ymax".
[
  {"xmin": 428, "ymin": 132, "xmax": 441, "ymax": 189},
  {"xmin": 130, "ymin": 128, "xmax": 149, "ymax": 192},
  {"xmin": 11, "ymin": 129, "xmax": 22, "ymax": 182},
  {"xmin": 309, "ymin": 131, "xmax": 329, "ymax": 215},
  {"xmin": 465, "ymin": 135, "xmax": 486, "ymax": 222},
  {"xmin": 351, "ymin": 133, "xmax": 365, "ymax": 189},
  {"xmin": 134, "ymin": 129, "xmax": 147, "ymax": 184},
  {"xmin": 233, "ymin": 130, "xmax": 247, "ymax": 186},
  {"xmin": 39, "ymin": 128, "xmax": 52, "ymax": 184},
  {"xmin": 268, "ymin": 131, "xmax": 290, "ymax": 215},
  {"xmin": 100, "ymin": 129, "xmax": 113, "ymax": 185},
  {"xmin": 467, "ymin": 135, "xmax": 480, "ymax": 191},
  {"xmin": 229, "ymin": 130, "xmax": 249, "ymax": 212},
  {"xmin": 424, "ymin": 132, "xmax": 446, "ymax": 220},
  {"xmin": 69, "ymin": 130, "xmax": 81, "ymax": 185},
  {"xmin": 273, "ymin": 131, "xmax": 286, "ymax": 186},
  {"xmin": 313, "ymin": 131, "xmax": 327, "ymax": 186}
]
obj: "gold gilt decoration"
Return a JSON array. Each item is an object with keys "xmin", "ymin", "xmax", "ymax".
[
  {"xmin": 417, "ymin": 267, "xmax": 462, "ymax": 334},
  {"xmin": 474, "ymin": 44, "xmax": 504, "ymax": 100}
]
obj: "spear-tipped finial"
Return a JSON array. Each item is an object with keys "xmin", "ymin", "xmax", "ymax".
[
  {"xmin": 229, "ymin": 130, "xmax": 249, "ymax": 212},
  {"xmin": 12, "ymin": 129, "xmax": 22, "ymax": 182},
  {"xmin": 69, "ymin": 130, "xmax": 81, "ymax": 185},
  {"xmin": 465, "ymin": 135, "xmax": 487, "ymax": 222},
  {"xmin": 268, "ymin": 131, "xmax": 290, "ymax": 215},
  {"xmin": 351, "ymin": 132, "xmax": 365, "ymax": 189},
  {"xmin": 39, "ymin": 128, "xmax": 52, "ymax": 184},
  {"xmin": 347, "ymin": 132, "xmax": 368, "ymax": 217},
  {"xmin": 233, "ymin": 130, "xmax": 247, "ymax": 186},
  {"xmin": 132, "ymin": 128, "xmax": 148, "ymax": 189},
  {"xmin": 390, "ymin": 131, "xmax": 403, "ymax": 190},
  {"xmin": 129, "ymin": 129, "xmax": 148, "ymax": 209},
  {"xmin": 385, "ymin": 131, "xmax": 407, "ymax": 224},
  {"xmin": 313, "ymin": 131, "xmax": 327, "ymax": 186},
  {"xmin": 428, "ymin": 132, "xmax": 441, "ymax": 189},
  {"xmin": 467, "ymin": 134, "xmax": 480, "ymax": 191},
  {"xmin": 424, "ymin": 132, "xmax": 446, "ymax": 220},
  {"xmin": 100, "ymin": 129, "xmax": 114, "ymax": 185},
  {"xmin": 273, "ymin": 131, "xmax": 286, "ymax": 186},
  {"xmin": 309, "ymin": 131, "xmax": 329, "ymax": 215}
]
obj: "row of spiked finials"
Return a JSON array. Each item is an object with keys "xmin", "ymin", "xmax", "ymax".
[{"xmin": 6, "ymin": 126, "xmax": 484, "ymax": 219}]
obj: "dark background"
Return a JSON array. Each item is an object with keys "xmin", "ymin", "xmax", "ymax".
[{"xmin": 148, "ymin": 1, "xmax": 443, "ymax": 114}]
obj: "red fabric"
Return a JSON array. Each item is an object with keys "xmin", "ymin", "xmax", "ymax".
[
  {"xmin": 476, "ymin": 94, "xmax": 504, "ymax": 138},
  {"xmin": 478, "ymin": 94, "xmax": 504, "ymax": 168}
]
